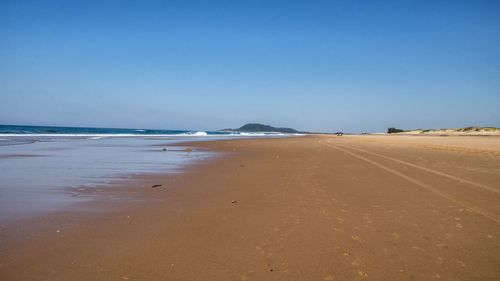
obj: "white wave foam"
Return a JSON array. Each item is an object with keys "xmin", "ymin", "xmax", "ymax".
[
  {"xmin": 191, "ymin": 131, "xmax": 208, "ymax": 136},
  {"xmin": 0, "ymin": 134, "xmax": 149, "ymax": 137},
  {"xmin": 0, "ymin": 132, "xmax": 296, "ymax": 138},
  {"xmin": 238, "ymin": 132, "xmax": 267, "ymax": 136},
  {"xmin": 0, "ymin": 133, "xmax": 213, "ymax": 138},
  {"xmin": 170, "ymin": 131, "xmax": 209, "ymax": 136}
]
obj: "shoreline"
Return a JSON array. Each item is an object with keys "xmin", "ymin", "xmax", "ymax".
[
  {"xmin": 0, "ymin": 136, "xmax": 262, "ymax": 251},
  {"xmin": 0, "ymin": 135, "xmax": 231, "ymax": 222},
  {"xmin": 1, "ymin": 135, "xmax": 499, "ymax": 280},
  {"xmin": 0, "ymin": 138, "xmax": 222, "ymax": 228}
]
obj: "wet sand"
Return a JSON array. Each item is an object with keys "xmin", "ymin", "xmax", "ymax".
[{"xmin": 1, "ymin": 135, "xmax": 500, "ymax": 280}]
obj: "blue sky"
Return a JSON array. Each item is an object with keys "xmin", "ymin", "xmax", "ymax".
[{"xmin": 1, "ymin": 0, "xmax": 499, "ymax": 132}]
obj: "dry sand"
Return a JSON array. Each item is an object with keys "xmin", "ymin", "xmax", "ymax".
[{"xmin": 1, "ymin": 135, "xmax": 500, "ymax": 280}]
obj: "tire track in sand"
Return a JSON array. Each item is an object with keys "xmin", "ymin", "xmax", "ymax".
[
  {"xmin": 319, "ymin": 141, "xmax": 500, "ymax": 225},
  {"xmin": 335, "ymin": 142, "xmax": 500, "ymax": 195}
]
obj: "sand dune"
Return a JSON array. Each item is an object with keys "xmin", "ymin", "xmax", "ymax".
[{"xmin": 391, "ymin": 126, "xmax": 500, "ymax": 136}]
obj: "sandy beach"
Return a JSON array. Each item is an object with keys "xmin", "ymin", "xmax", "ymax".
[{"xmin": 1, "ymin": 135, "xmax": 500, "ymax": 280}]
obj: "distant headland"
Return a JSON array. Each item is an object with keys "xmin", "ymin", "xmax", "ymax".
[{"xmin": 220, "ymin": 123, "xmax": 301, "ymax": 134}]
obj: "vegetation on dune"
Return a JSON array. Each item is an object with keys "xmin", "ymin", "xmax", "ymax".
[
  {"xmin": 457, "ymin": 126, "xmax": 499, "ymax": 132},
  {"xmin": 387, "ymin": 126, "xmax": 500, "ymax": 134},
  {"xmin": 387, "ymin": 127, "xmax": 405, "ymax": 134}
]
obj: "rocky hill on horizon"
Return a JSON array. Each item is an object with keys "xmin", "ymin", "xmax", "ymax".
[{"xmin": 220, "ymin": 123, "xmax": 301, "ymax": 134}]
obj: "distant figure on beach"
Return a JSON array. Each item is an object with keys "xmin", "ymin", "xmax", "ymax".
[{"xmin": 336, "ymin": 132, "xmax": 343, "ymax": 136}]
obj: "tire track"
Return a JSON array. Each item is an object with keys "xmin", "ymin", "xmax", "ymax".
[
  {"xmin": 334, "ymin": 142, "xmax": 500, "ymax": 195},
  {"xmin": 319, "ymin": 141, "xmax": 500, "ymax": 225}
]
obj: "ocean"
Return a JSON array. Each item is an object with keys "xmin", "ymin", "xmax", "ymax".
[
  {"xmin": 0, "ymin": 125, "xmax": 290, "ymax": 222},
  {"xmin": 0, "ymin": 124, "xmax": 277, "ymax": 137}
]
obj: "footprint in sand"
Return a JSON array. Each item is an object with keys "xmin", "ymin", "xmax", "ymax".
[
  {"xmin": 358, "ymin": 271, "xmax": 368, "ymax": 278},
  {"xmin": 433, "ymin": 273, "xmax": 443, "ymax": 279},
  {"xmin": 456, "ymin": 259, "xmax": 466, "ymax": 268},
  {"xmin": 436, "ymin": 243, "xmax": 447, "ymax": 249},
  {"xmin": 351, "ymin": 235, "xmax": 361, "ymax": 242},
  {"xmin": 412, "ymin": 246, "xmax": 426, "ymax": 252},
  {"xmin": 363, "ymin": 214, "xmax": 373, "ymax": 224}
]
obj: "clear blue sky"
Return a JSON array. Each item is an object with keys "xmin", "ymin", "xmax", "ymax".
[{"xmin": 1, "ymin": 0, "xmax": 499, "ymax": 132}]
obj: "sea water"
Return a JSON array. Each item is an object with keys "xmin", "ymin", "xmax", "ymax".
[{"xmin": 0, "ymin": 125, "xmax": 289, "ymax": 222}]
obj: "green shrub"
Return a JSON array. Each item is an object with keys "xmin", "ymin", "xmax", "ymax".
[{"xmin": 387, "ymin": 127, "xmax": 404, "ymax": 134}]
